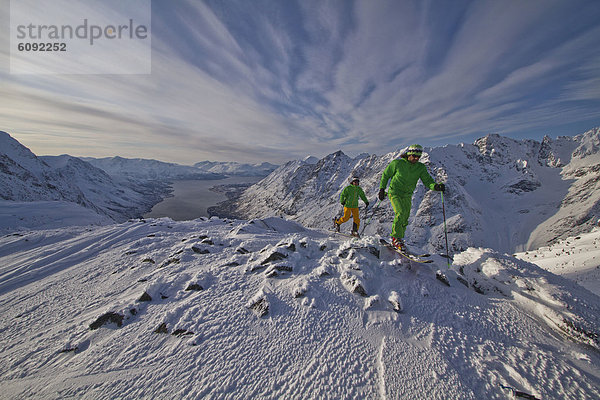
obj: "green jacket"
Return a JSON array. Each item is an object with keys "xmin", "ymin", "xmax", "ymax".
[
  {"xmin": 380, "ymin": 158, "xmax": 436, "ymax": 197},
  {"xmin": 340, "ymin": 185, "xmax": 368, "ymax": 208}
]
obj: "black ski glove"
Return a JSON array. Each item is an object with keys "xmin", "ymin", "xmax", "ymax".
[
  {"xmin": 434, "ymin": 183, "xmax": 446, "ymax": 192},
  {"xmin": 365, "ymin": 201, "xmax": 369, "ymax": 208},
  {"xmin": 378, "ymin": 188, "xmax": 386, "ymax": 201},
  {"xmin": 341, "ymin": 201, "xmax": 345, "ymax": 207}
]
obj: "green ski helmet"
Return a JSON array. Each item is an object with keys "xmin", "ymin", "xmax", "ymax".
[{"xmin": 405, "ymin": 144, "xmax": 423, "ymax": 157}]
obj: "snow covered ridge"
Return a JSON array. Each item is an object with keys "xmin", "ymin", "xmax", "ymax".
[
  {"xmin": 0, "ymin": 217, "xmax": 598, "ymax": 398},
  {"xmin": 0, "ymin": 131, "xmax": 164, "ymax": 224},
  {"xmin": 80, "ymin": 157, "xmax": 279, "ymax": 180},
  {"xmin": 194, "ymin": 160, "xmax": 278, "ymax": 176},
  {"xmin": 233, "ymin": 127, "xmax": 600, "ymax": 254},
  {"xmin": 82, "ymin": 156, "xmax": 225, "ymax": 181}
]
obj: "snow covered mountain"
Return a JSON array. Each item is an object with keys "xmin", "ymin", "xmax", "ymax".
[
  {"xmin": 83, "ymin": 156, "xmax": 225, "ymax": 181},
  {"xmin": 231, "ymin": 128, "xmax": 600, "ymax": 254},
  {"xmin": 0, "ymin": 131, "xmax": 75, "ymax": 202},
  {"xmin": 194, "ymin": 160, "xmax": 278, "ymax": 176},
  {"xmin": 1, "ymin": 129, "xmax": 599, "ymax": 399},
  {"xmin": 82, "ymin": 157, "xmax": 276, "ymax": 190},
  {"xmin": 0, "ymin": 216, "xmax": 598, "ymax": 399},
  {"xmin": 0, "ymin": 131, "xmax": 164, "ymax": 225}
]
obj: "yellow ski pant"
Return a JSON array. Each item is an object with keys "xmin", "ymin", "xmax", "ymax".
[{"xmin": 336, "ymin": 207, "xmax": 360, "ymax": 228}]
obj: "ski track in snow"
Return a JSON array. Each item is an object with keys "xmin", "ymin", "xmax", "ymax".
[{"xmin": 0, "ymin": 217, "xmax": 599, "ymax": 399}]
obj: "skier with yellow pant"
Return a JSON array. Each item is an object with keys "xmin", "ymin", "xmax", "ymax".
[
  {"xmin": 378, "ymin": 145, "xmax": 445, "ymax": 252},
  {"xmin": 334, "ymin": 176, "xmax": 369, "ymax": 237}
]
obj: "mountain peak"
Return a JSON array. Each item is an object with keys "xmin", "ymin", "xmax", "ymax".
[
  {"xmin": 573, "ymin": 127, "xmax": 600, "ymax": 159},
  {"xmin": 0, "ymin": 131, "xmax": 48, "ymax": 173},
  {"xmin": 302, "ymin": 155, "xmax": 319, "ymax": 164}
]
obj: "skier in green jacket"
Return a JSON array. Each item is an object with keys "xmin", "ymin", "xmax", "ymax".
[
  {"xmin": 378, "ymin": 144, "xmax": 445, "ymax": 252},
  {"xmin": 334, "ymin": 176, "xmax": 369, "ymax": 237}
]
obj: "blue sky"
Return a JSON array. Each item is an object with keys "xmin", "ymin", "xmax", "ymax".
[{"xmin": 1, "ymin": 0, "xmax": 600, "ymax": 164}]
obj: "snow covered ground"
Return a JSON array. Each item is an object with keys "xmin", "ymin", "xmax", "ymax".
[
  {"xmin": 0, "ymin": 200, "xmax": 113, "ymax": 233},
  {"xmin": 0, "ymin": 217, "xmax": 598, "ymax": 399},
  {"xmin": 517, "ymin": 227, "xmax": 600, "ymax": 297}
]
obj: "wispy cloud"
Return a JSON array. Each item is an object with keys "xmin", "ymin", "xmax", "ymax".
[{"xmin": 1, "ymin": 0, "xmax": 599, "ymax": 163}]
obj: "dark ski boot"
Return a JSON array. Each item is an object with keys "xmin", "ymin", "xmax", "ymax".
[
  {"xmin": 351, "ymin": 222, "xmax": 360, "ymax": 238},
  {"xmin": 391, "ymin": 237, "xmax": 406, "ymax": 252}
]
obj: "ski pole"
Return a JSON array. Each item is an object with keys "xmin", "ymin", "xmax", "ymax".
[
  {"xmin": 441, "ymin": 191, "xmax": 450, "ymax": 266},
  {"xmin": 360, "ymin": 198, "xmax": 380, "ymax": 235}
]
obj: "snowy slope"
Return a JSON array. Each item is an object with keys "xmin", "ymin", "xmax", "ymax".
[
  {"xmin": 232, "ymin": 128, "xmax": 600, "ymax": 254},
  {"xmin": 0, "ymin": 217, "xmax": 598, "ymax": 399},
  {"xmin": 0, "ymin": 200, "xmax": 113, "ymax": 231},
  {"xmin": 517, "ymin": 227, "xmax": 600, "ymax": 297}
]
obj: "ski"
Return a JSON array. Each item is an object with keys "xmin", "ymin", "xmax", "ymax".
[
  {"xmin": 328, "ymin": 230, "xmax": 360, "ymax": 239},
  {"xmin": 379, "ymin": 239, "xmax": 433, "ymax": 263},
  {"xmin": 379, "ymin": 239, "xmax": 430, "ymax": 257},
  {"xmin": 435, "ymin": 270, "xmax": 450, "ymax": 286}
]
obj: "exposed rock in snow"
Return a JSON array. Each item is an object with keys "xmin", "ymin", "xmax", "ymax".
[{"xmin": 247, "ymin": 288, "xmax": 270, "ymax": 317}]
